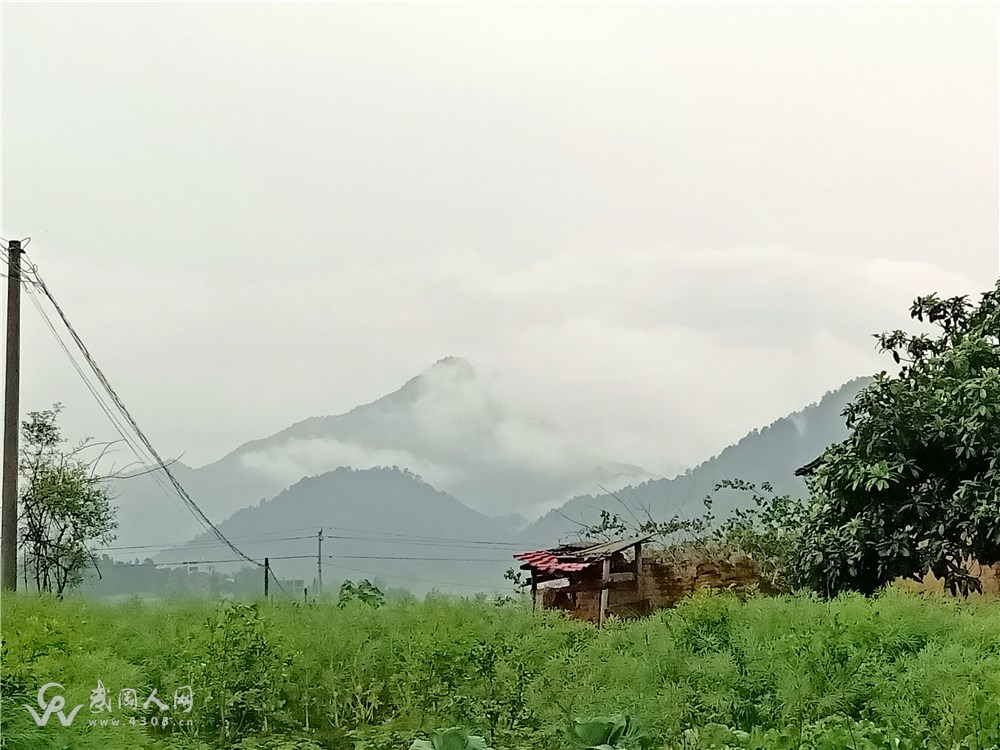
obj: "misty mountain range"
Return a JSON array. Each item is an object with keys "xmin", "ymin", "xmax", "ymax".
[
  {"xmin": 107, "ymin": 359, "xmax": 871, "ymax": 592},
  {"xmin": 527, "ymin": 374, "xmax": 870, "ymax": 540},
  {"xmin": 112, "ymin": 356, "xmax": 654, "ymax": 549}
]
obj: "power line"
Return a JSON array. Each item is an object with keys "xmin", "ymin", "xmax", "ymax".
[
  {"xmin": 25, "ymin": 278, "xmax": 191, "ymax": 514},
  {"xmin": 320, "ymin": 560, "xmax": 500, "ymax": 590},
  {"xmin": 331, "ymin": 555, "xmax": 509, "ymax": 562},
  {"xmin": 94, "ymin": 534, "xmax": 318, "ymax": 553},
  {"xmin": 25, "ymin": 289, "xmax": 186, "ymax": 516},
  {"xmin": 92, "ymin": 531, "xmax": 528, "ymax": 555},
  {"xmin": 320, "ymin": 522, "xmax": 527, "ymax": 547},
  {"xmin": 140, "ymin": 553, "xmax": 511, "ymax": 565},
  {"xmin": 146, "ymin": 554, "xmax": 312, "ymax": 566},
  {"xmin": 267, "ymin": 564, "xmax": 289, "ymax": 595},
  {"xmin": 100, "ymin": 557, "xmax": 503, "ymax": 591},
  {"xmin": 21, "ymin": 252, "xmax": 259, "ymax": 568}
]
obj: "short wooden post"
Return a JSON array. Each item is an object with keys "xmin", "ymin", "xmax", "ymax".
[
  {"xmin": 598, "ymin": 557, "xmax": 610, "ymax": 627},
  {"xmin": 634, "ymin": 542, "xmax": 643, "ymax": 602},
  {"xmin": 530, "ymin": 576, "xmax": 537, "ymax": 612}
]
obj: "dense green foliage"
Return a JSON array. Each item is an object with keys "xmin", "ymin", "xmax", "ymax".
[
  {"xmin": 798, "ymin": 281, "xmax": 1000, "ymax": 596},
  {"xmin": 3, "ymin": 591, "xmax": 999, "ymax": 750},
  {"xmin": 337, "ymin": 580, "xmax": 386, "ymax": 609}
]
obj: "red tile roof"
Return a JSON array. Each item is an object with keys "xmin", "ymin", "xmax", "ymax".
[
  {"xmin": 514, "ymin": 535, "xmax": 653, "ymax": 574},
  {"xmin": 513, "ymin": 550, "xmax": 594, "ymax": 573}
]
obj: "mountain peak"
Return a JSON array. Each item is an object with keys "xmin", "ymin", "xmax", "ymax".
[{"xmin": 426, "ymin": 356, "xmax": 476, "ymax": 379}]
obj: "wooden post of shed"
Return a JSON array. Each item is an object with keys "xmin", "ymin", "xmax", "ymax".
[
  {"xmin": 634, "ymin": 541, "xmax": 643, "ymax": 607},
  {"xmin": 598, "ymin": 557, "xmax": 610, "ymax": 627},
  {"xmin": 530, "ymin": 575, "xmax": 537, "ymax": 612}
]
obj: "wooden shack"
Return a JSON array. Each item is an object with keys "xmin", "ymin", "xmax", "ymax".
[
  {"xmin": 515, "ymin": 536, "xmax": 770, "ymax": 623},
  {"xmin": 514, "ymin": 535, "xmax": 650, "ymax": 625}
]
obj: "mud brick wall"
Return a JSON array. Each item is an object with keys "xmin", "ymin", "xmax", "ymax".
[{"xmin": 639, "ymin": 551, "xmax": 767, "ymax": 610}]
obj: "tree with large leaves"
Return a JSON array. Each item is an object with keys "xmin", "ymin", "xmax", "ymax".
[{"xmin": 797, "ymin": 280, "xmax": 1000, "ymax": 596}]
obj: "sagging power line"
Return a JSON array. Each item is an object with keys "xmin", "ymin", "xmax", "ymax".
[{"xmin": 7, "ymin": 246, "xmax": 263, "ymax": 574}]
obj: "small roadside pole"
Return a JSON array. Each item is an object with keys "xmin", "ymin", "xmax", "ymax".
[
  {"xmin": 303, "ymin": 586, "xmax": 308, "ymax": 604},
  {"xmin": 264, "ymin": 557, "xmax": 270, "ymax": 598},
  {"xmin": 316, "ymin": 528, "xmax": 323, "ymax": 596}
]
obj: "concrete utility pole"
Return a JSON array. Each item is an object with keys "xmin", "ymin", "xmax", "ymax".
[
  {"xmin": 1, "ymin": 239, "xmax": 22, "ymax": 592},
  {"xmin": 316, "ymin": 528, "xmax": 323, "ymax": 596}
]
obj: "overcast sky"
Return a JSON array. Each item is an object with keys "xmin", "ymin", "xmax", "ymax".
[{"xmin": 2, "ymin": 3, "xmax": 998, "ymax": 479}]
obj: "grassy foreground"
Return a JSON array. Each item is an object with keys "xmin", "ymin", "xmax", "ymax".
[{"xmin": 2, "ymin": 590, "xmax": 1000, "ymax": 750}]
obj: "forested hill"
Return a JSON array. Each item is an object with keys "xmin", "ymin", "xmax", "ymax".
[
  {"xmin": 524, "ymin": 377, "xmax": 873, "ymax": 541},
  {"xmin": 153, "ymin": 466, "xmax": 522, "ymax": 594}
]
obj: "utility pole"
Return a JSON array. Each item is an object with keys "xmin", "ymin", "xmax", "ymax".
[
  {"xmin": 1, "ymin": 239, "xmax": 22, "ymax": 592},
  {"xmin": 316, "ymin": 528, "xmax": 323, "ymax": 596},
  {"xmin": 263, "ymin": 557, "xmax": 269, "ymax": 598}
]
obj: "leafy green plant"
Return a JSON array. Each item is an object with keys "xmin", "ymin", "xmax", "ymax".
[
  {"xmin": 678, "ymin": 723, "xmax": 752, "ymax": 749},
  {"xmin": 409, "ymin": 727, "xmax": 493, "ymax": 750},
  {"xmin": 709, "ymin": 480, "xmax": 806, "ymax": 592},
  {"xmin": 338, "ymin": 579, "xmax": 386, "ymax": 608},
  {"xmin": 190, "ymin": 603, "xmax": 292, "ymax": 744},
  {"xmin": 569, "ymin": 714, "xmax": 653, "ymax": 750},
  {"xmin": 231, "ymin": 738, "xmax": 327, "ymax": 750}
]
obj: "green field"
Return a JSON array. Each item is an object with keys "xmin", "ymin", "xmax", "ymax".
[{"xmin": 2, "ymin": 590, "xmax": 1000, "ymax": 750}]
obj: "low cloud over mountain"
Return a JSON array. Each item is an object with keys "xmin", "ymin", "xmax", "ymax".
[
  {"xmin": 235, "ymin": 356, "xmax": 653, "ymax": 517},
  {"xmin": 112, "ymin": 357, "xmax": 654, "ymax": 547}
]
